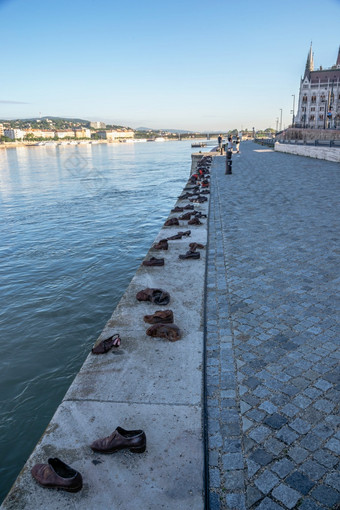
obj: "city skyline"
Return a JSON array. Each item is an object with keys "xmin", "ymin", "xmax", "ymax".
[{"xmin": 1, "ymin": 0, "xmax": 340, "ymax": 131}]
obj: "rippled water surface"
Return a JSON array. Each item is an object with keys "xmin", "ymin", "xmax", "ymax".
[{"xmin": 0, "ymin": 140, "xmax": 210, "ymax": 502}]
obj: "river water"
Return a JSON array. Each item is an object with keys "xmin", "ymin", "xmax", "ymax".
[{"xmin": 0, "ymin": 140, "xmax": 211, "ymax": 502}]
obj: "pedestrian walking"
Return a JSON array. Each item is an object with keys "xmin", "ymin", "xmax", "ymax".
[{"xmin": 227, "ymin": 136, "xmax": 233, "ymax": 153}]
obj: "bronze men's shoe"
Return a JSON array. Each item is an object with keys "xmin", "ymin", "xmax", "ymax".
[
  {"xmin": 164, "ymin": 218, "xmax": 179, "ymax": 226},
  {"xmin": 136, "ymin": 288, "xmax": 170, "ymax": 305},
  {"xmin": 188, "ymin": 217, "xmax": 203, "ymax": 225},
  {"xmin": 144, "ymin": 309, "xmax": 174, "ymax": 324},
  {"xmin": 167, "ymin": 233, "xmax": 183, "ymax": 240},
  {"xmin": 189, "ymin": 242, "xmax": 205, "ymax": 251},
  {"xmin": 179, "ymin": 212, "xmax": 193, "ymax": 220},
  {"xmin": 177, "ymin": 230, "xmax": 191, "ymax": 237},
  {"xmin": 179, "ymin": 250, "xmax": 200, "ymax": 260},
  {"xmin": 91, "ymin": 426, "xmax": 146, "ymax": 454},
  {"xmin": 153, "ymin": 239, "xmax": 168, "ymax": 250},
  {"xmin": 31, "ymin": 458, "xmax": 83, "ymax": 493},
  {"xmin": 143, "ymin": 257, "xmax": 164, "ymax": 266},
  {"xmin": 171, "ymin": 206, "xmax": 184, "ymax": 213},
  {"xmin": 146, "ymin": 323, "xmax": 181, "ymax": 341},
  {"xmin": 183, "ymin": 204, "xmax": 194, "ymax": 210},
  {"xmin": 92, "ymin": 334, "xmax": 121, "ymax": 354}
]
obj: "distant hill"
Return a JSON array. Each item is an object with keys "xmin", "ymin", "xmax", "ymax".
[{"xmin": 136, "ymin": 127, "xmax": 196, "ymax": 134}]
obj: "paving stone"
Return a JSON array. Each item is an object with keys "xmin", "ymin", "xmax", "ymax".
[
  {"xmin": 310, "ymin": 485, "xmax": 340, "ymax": 507},
  {"xmin": 285, "ymin": 470, "xmax": 315, "ymax": 495},
  {"xmin": 290, "ymin": 417, "xmax": 312, "ymax": 434},
  {"xmin": 224, "ymin": 470, "xmax": 244, "ymax": 490},
  {"xmin": 249, "ymin": 448, "xmax": 274, "ymax": 467},
  {"xmin": 300, "ymin": 460, "xmax": 327, "ymax": 481},
  {"xmin": 249, "ymin": 425, "xmax": 271, "ymax": 443},
  {"xmin": 275, "ymin": 426, "xmax": 299, "ymax": 445},
  {"xmin": 254, "ymin": 470, "xmax": 279, "ymax": 494},
  {"xmin": 324, "ymin": 471, "xmax": 340, "ymax": 492},
  {"xmin": 264, "ymin": 438, "xmax": 285, "ymax": 455},
  {"xmin": 222, "ymin": 452, "xmax": 244, "ymax": 470},
  {"xmin": 271, "ymin": 483, "xmax": 301, "ymax": 509},
  {"xmin": 225, "ymin": 493, "xmax": 246, "ymax": 510},
  {"xmin": 209, "ymin": 491, "xmax": 221, "ymax": 510},
  {"xmin": 256, "ymin": 497, "xmax": 285, "ymax": 510},
  {"xmin": 264, "ymin": 413, "xmax": 288, "ymax": 430},
  {"xmin": 298, "ymin": 499, "xmax": 328, "ymax": 510},
  {"xmin": 287, "ymin": 445, "xmax": 309, "ymax": 463},
  {"xmin": 209, "ymin": 467, "xmax": 221, "ymax": 488},
  {"xmin": 246, "ymin": 486, "xmax": 262, "ymax": 507},
  {"xmin": 272, "ymin": 458, "xmax": 295, "ymax": 479}
]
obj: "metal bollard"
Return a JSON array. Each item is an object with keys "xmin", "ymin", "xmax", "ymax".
[{"xmin": 226, "ymin": 150, "xmax": 232, "ymax": 174}]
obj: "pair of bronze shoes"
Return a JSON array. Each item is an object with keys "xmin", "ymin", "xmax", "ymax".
[
  {"xmin": 143, "ymin": 310, "xmax": 181, "ymax": 341},
  {"xmin": 136, "ymin": 288, "xmax": 170, "ymax": 305},
  {"xmin": 167, "ymin": 230, "xmax": 191, "ymax": 240},
  {"xmin": 31, "ymin": 427, "xmax": 147, "ymax": 492},
  {"xmin": 188, "ymin": 217, "xmax": 203, "ymax": 225}
]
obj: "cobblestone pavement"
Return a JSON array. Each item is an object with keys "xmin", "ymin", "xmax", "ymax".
[{"xmin": 206, "ymin": 143, "xmax": 340, "ymax": 510}]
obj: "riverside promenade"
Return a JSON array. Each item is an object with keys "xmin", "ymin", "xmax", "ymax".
[{"xmin": 206, "ymin": 142, "xmax": 340, "ymax": 509}]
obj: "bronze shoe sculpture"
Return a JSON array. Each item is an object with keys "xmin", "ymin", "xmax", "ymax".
[
  {"xmin": 177, "ymin": 230, "xmax": 191, "ymax": 237},
  {"xmin": 179, "ymin": 250, "xmax": 200, "ymax": 259},
  {"xmin": 188, "ymin": 217, "xmax": 203, "ymax": 225},
  {"xmin": 183, "ymin": 204, "xmax": 194, "ymax": 210},
  {"xmin": 146, "ymin": 323, "xmax": 181, "ymax": 341},
  {"xmin": 179, "ymin": 212, "xmax": 193, "ymax": 220},
  {"xmin": 144, "ymin": 309, "xmax": 174, "ymax": 324},
  {"xmin": 31, "ymin": 458, "xmax": 83, "ymax": 493},
  {"xmin": 153, "ymin": 239, "xmax": 168, "ymax": 250},
  {"xmin": 189, "ymin": 242, "xmax": 205, "ymax": 251},
  {"xmin": 171, "ymin": 206, "xmax": 184, "ymax": 213},
  {"xmin": 143, "ymin": 257, "xmax": 164, "ymax": 266},
  {"xmin": 136, "ymin": 288, "xmax": 170, "ymax": 305},
  {"xmin": 92, "ymin": 333, "xmax": 121, "ymax": 354},
  {"xmin": 167, "ymin": 233, "xmax": 183, "ymax": 240},
  {"xmin": 91, "ymin": 426, "xmax": 146, "ymax": 454},
  {"xmin": 164, "ymin": 218, "xmax": 179, "ymax": 226}
]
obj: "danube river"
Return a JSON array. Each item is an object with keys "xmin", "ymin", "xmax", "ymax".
[{"xmin": 0, "ymin": 140, "xmax": 211, "ymax": 503}]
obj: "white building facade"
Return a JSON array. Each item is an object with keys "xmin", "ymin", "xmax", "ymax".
[{"xmin": 295, "ymin": 45, "xmax": 340, "ymax": 130}]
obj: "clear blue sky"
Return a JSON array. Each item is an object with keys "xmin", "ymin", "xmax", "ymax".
[{"xmin": 1, "ymin": 0, "xmax": 339, "ymax": 131}]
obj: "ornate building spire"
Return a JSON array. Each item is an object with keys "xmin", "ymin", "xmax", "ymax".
[
  {"xmin": 336, "ymin": 46, "xmax": 340, "ymax": 68},
  {"xmin": 304, "ymin": 42, "xmax": 314, "ymax": 78}
]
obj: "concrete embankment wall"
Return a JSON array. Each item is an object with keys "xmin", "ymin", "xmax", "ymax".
[
  {"xmin": 1, "ymin": 154, "xmax": 214, "ymax": 510},
  {"xmin": 275, "ymin": 142, "xmax": 340, "ymax": 162}
]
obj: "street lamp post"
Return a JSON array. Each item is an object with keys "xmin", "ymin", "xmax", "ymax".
[
  {"xmin": 291, "ymin": 95, "xmax": 295, "ymax": 127},
  {"xmin": 279, "ymin": 109, "xmax": 283, "ymax": 131},
  {"xmin": 276, "ymin": 117, "xmax": 279, "ymax": 133}
]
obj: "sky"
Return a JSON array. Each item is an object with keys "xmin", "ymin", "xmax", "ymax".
[{"xmin": 0, "ymin": 0, "xmax": 339, "ymax": 131}]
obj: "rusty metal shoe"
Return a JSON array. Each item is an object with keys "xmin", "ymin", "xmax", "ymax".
[
  {"xmin": 167, "ymin": 233, "xmax": 183, "ymax": 240},
  {"xmin": 142, "ymin": 257, "xmax": 164, "ymax": 266},
  {"xmin": 153, "ymin": 239, "xmax": 168, "ymax": 250},
  {"xmin": 164, "ymin": 218, "xmax": 179, "ymax": 226},
  {"xmin": 136, "ymin": 288, "xmax": 170, "ymax": 305},
  {"xmin": 146, "ymin": 323, "xmax": 181, "ymax": 341},
  {"xmin": 92, "ymin": 334, "xmax": 121, "ymax": 354},
  {"xmin": 183, "ymin": 204, "xmax": 195, "ymax": 210},
  {"xmin": 179, "ymin": 250, "xmax": 200, "ymax": 259},
  {"xmin": 90, "ymin": 426, "xmax": 146, "ymax": 454},
  {"xmin": 171, "ymin": 206, "xmax": 184, "ymax": 213},
  {"xmin": 143, "ymin": 309, "xmax": 174, "ymax": 324},
  {"xmin": 31, "ymin": 458, "xmax": 83, "ymax": 493}
]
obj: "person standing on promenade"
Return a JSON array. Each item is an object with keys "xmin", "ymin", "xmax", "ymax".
[
  {"xmin": 235, "ymin": 135, "xmax": 240, "ymax": 153},
  {"xmin": 218, "ymin": 134, "xmax": 223, "ymax": 153}
]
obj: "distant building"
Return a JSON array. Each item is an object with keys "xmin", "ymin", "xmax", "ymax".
[
  {"xmin": 295, "ymin": 45, "xmax": 340, "ymax": 129},
  {"xmin": 55, "ymin": 130, "xmax": 75, "ymax": 139},
  {"xmin": 24, "ymin": 129, "xmax": 55, "ymax": 139},
  {"xmin": 4, "ymin": 128, "xmax": 25, "ymax": 140},
  {"xmin": 98, "ymin": 129, "xmax": 134, "ymax": 141},
  {"xmin": 90, "ymin": 121, "xmax": 106, "ymax": 129},
  {"xmin": 74, "ymin": 128, "xmax": 91, "ymax": 138},
  {"xmin": 0, "ymin": 124, "xmax": 4, "ymax": 137}
]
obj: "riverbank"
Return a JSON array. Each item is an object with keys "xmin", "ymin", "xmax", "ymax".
[{"xmin": 1, "ymin": 152, "xmax": 212, "ymax": 509}]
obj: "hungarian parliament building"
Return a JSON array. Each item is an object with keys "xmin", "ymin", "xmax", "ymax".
[{"xmin": 294, "ymin": 45, "xmax": 340, "ymax": 129}]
